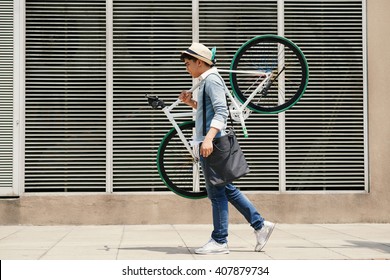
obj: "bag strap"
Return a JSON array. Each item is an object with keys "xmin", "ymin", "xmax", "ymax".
[
  {"xmin": 203, "ymin": 86, "xmax": 207, "ymax": 136},
  {"xmin": 202, "ymin": 74, "xmax": 234, "ymax": 136}
]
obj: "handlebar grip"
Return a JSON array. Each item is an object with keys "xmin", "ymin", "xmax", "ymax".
[{"xmin": 146, "ymin": 95, "xmax": 165, "ymax": 109}]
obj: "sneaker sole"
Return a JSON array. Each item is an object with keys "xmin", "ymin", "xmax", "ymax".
[
  {"xmin": 194, "ymin": 250, "xmax": 230, "ymax": 255},
  {"xmin": 255, "ymin": 223, "xmax": 276, "ymax": 252}
]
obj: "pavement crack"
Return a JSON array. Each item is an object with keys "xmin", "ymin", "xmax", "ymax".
[
  {"xmin": 115, "ymin": 225, "xmax": 126, "ymax": 260},
  {"xmin": 38, "ymin": 226, "xmax": 76, "ymax": 260},
  {"xmin": 171, "ymin": 225, "xmax": 196, "ymax": 259}
]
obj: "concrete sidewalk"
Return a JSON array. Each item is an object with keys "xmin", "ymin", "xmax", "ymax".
[{"xmin": 0, "ymin": 224, "xmax": 389, "ymax": 260}]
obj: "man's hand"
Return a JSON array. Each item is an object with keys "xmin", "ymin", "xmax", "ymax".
[
  {"xmin": 200, "ymin": 137, "xmax": 213, "ymax": 158},
  {"xmin": 179, "ymin": 91, "xmax": 197, "ymax": 109},
  {"xmin": 201, "ymin": 127, "xmax": 219, "ymax": 158},
  {"xmin": 179, "ymin": 91, "xmax": 192, "ymax": 105}
]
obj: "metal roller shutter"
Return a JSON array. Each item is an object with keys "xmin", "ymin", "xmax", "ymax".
[
  {"xmin": 112, "ymin": 0, "xmax": 193, "ymax": 191},
  {"xmin": 199, "ymin": 0, "xmax": 279, "ymax": 191},
  {"xmin": 0, "ymin": 0, "xmax": 13, "ymax": 191},
  {"xmin": 21, "ymin": 0, "xmax": 367, "ymax": 193},
  {"xmin": 24, "ymin": 0, "xmax": 107, "ymax": 192},
  {"xmin": 284, "ymin": 0, "xmax": 366, "ymax": 191}
]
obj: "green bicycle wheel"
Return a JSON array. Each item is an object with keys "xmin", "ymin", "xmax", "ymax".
[
  {"xmin": 230, "ymin": 34, "xmax": 309, "ymax": 114},
  {"xmin": 157, "ymin": 121, "xmax": 207, "ymax": 199}
]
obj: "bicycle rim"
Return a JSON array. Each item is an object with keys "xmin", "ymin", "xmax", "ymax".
[
  {"xmin": 230, "ymin": 34, "xmax": 309, "ymax": 114},
  {"xmin": 157, "ymin": 121, "xmax": 207, "ymax": 199}
]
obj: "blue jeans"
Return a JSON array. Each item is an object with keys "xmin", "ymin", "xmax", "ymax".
[{"xmin": 201, "ymin": 159, "xmax": 264, "ymax": 244}]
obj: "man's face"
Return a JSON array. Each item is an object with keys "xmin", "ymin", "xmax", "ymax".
[{"xmin": 184, "ymin": 58, "xmax": 202, "ymax": 78}]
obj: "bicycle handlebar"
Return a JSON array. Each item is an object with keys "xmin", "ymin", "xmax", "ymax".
[
  {"xmin": 146, "ymin": 79, "xmax": 201, "ymax": 110},
  {"xmin": 146, "ymin": 95, "xmax": 165, "ymax": 109}
]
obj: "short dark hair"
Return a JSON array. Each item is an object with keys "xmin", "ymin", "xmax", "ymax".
[{"xmin": 180, "ymin": 53, "xmax": 198, "ymax": 62}]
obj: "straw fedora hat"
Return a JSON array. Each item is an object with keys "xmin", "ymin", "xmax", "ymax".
[{"xmin": 181, "ymin": 43, "xmax": 216, "ymax": 66}]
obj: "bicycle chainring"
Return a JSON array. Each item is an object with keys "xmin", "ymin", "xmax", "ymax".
[{"xmin": 229, "ymin": 103, "xmax": 251, "ymax": 122}]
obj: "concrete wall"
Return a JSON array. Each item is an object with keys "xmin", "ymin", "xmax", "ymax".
[{"xmin": 0, "ymin": 0, "xmax": 389, "ymax": 225}]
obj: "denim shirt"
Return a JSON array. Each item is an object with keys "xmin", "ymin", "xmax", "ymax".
[{"xmin": 194, "ymin": 68, "xmax": 229, "ymax": 142}]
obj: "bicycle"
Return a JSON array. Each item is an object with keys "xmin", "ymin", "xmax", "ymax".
[{"xmin": 146, "ymin": 34, "xmax": 309, "ymax": 199}]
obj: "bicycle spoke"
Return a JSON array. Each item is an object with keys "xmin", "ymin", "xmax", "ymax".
[{"xmin": 230, "ymin": 35, "xmax": 309, "ymax": 113}]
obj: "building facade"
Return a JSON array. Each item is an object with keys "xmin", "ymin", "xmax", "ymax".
[{"xmin": 0, "ymin": 0, "xmax": 389, "ymax": 224}]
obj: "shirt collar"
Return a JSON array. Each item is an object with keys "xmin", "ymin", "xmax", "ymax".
[{"xmin": 200, "ymin": 67, "xmax": 218, "ymax": 81}]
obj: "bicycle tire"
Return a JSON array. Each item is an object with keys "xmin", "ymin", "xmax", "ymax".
[
  {"xmin": 157, "ymin": 121, "xmax": 207, "ymax": 199},
  {"xmin": 230, "ymin": 34, "xmax": 309, "ymax": 114}
]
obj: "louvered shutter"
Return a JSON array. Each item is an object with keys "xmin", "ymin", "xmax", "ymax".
[
  {"xmin": 284, "ymin": 0, "xmax": 366, "ymax": 191},
  {"xmin": 24, "ymin": 0, "xmax": 107, "ymax": 192},
  {"xmin": 21, "ymin": 0, "xmax": 367, "ymax": 194},
  {"xmin": 112, "ymin": 0, "xmax": 193, "ymax": 191},
  {"xmin": 199, "ymin": 0, "xmax": 280, "ymax": 191},
  {"xmin": 0, "ymin": 0, "xmax": 13, "ymax": 193}
]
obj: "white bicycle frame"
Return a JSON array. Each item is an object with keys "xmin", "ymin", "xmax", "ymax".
[
  {"xmin": 164, "ymin": 70, "xmax": 272, "ymax": 152},
  {"xmin": 160, "ymin": 68, "xmax": 272, "ymax": 191}
]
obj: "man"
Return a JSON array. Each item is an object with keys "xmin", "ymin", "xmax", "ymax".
[{"xmin": 179, "ymin": 42, "xmax": 275, "ymax": 255}]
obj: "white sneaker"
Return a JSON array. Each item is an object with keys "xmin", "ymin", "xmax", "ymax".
[
  {"xmin": 254, "ymin": 221, "xmax": 275, "ymax": 252},
  {"xmin": 194, "ymin": 239, "xmax": 229, "ymax": 255}
]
